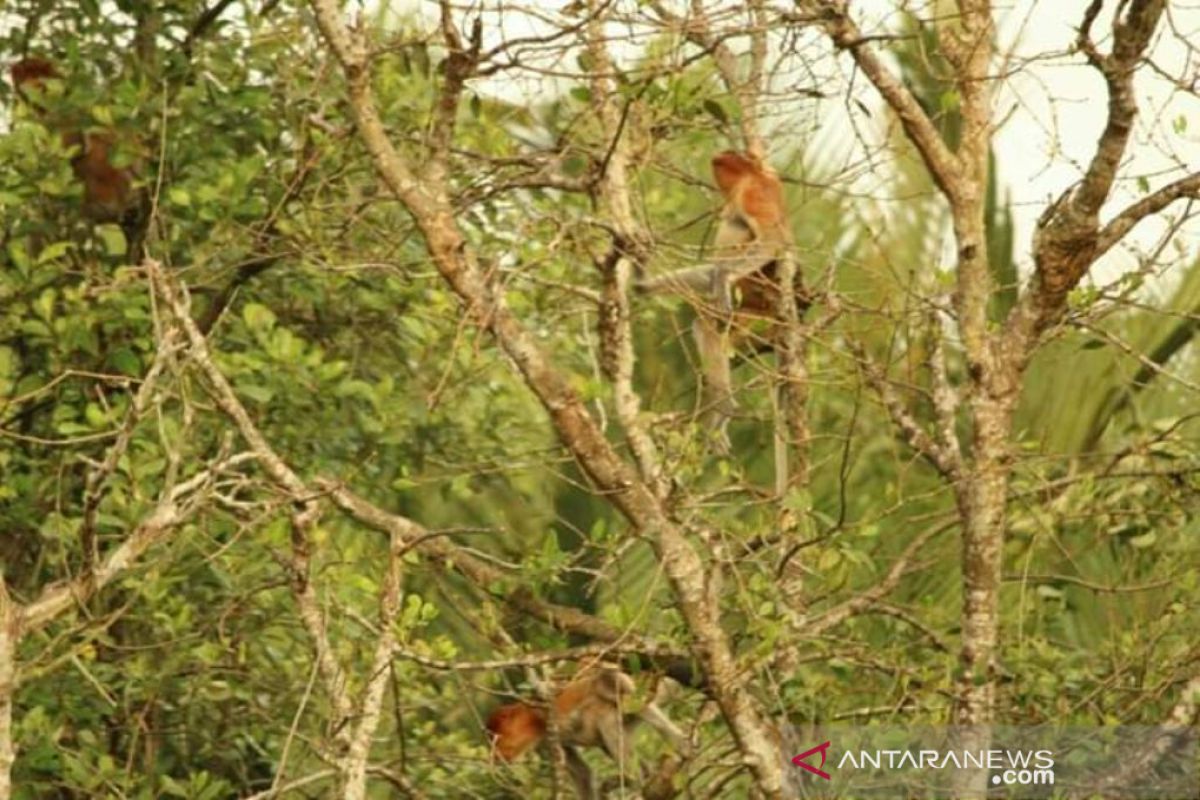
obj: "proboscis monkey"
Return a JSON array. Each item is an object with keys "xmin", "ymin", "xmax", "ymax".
[
  {"xmin": 9, "ymin": 57, "xmax": 142, "ymax": 233},
  {"xmin": 486, "ymin": 666, "xmax": 688, "ymax": 798},
  {"xmin": 10, "ymin": 57, "xmax": 58, "ymax": 105},
  {"xmin": 640, "ymin": 151, "xmax": 803, "ymax": 448}
]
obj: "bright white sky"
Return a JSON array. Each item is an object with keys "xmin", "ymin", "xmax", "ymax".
[{"xmin": 400, "ymin": 0, "xmax": 1200, "ymax": 290}]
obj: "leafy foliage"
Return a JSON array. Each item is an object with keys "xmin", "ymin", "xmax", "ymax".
[{"xmin": 0, "ymin": 2, "xmax": 1196, "ymax": 798}]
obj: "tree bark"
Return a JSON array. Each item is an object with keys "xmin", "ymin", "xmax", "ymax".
[
  {"xmin": 953, "ymin": 397, "xmax": 1012, "ymax": 725},
  {"xmin": 306, "ymin": 3, "xmax": 786, "ymax": 793},
  {"xmin": 0, "ymin": 583, "xmax": 15, "ymax": 800}
]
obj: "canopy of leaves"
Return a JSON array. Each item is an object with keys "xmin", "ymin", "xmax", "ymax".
[{"xmin": 0, "ymin": 1, "xmax": 1197, "ymax": 798}]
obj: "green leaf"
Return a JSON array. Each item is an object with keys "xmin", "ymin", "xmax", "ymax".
[
  {"xmin": 109, "ymin": 348, "xmax": 142, "ymax": 376},
  {"xmin": 33, "ymin": 289, "xmax": 56, "ymax": 323},
  {"xmin": 7, "ymin": 240, "xmax": 31, "ymax": 274},
  {"xmin": 334, "ymin": 379, "xmax": 376, "ymax": 403},
  {"xmin": 238, "ymin": 384, "xmax": 274, "ymax": 403},
  {"xmin": 19, "ymin": 319, "xmax": 51, "ymax": 337},
  {"xmin": 268, "ymin": 328, "xmax": 303, "ymax": 361},
  {"xmin": 242, "ymin": 303, "xmax": 276, "ymax": 331},
  {"xmin": 1128, "ymin": 531, "xmax": 1157, "ymax": 549},
  {"xmin": 37, "ymin": 240, "xmax": 72, "ymax": 264},
  {"xmin": 159, "ymin": 775, "xmax": 189, "ymax": 797},
  {"xmin": 703, "ymin": 99, "xmax": 728, "ymax": 123},
  {"xmin": 783, "ymin": 488, "xmax": 812, "ymax": 513},
  {"xmin": 84, "ymin": 403, "xmax": 108, "ymax": 428},
  {"xmin": 95, "ymin": 224, "xmax": 127, "ymax": 256}
]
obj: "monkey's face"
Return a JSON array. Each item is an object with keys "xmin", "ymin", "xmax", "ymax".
[{"xmin": 712, "ymin": 151, "xmax": 757, "ymax": 195}]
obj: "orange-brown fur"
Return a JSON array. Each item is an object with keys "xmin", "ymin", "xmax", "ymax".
[
  {"xmin": 635, "ymin": 151, "xmax": 808, "ymax": 450},
  {"xmin": 486, "ymin": 668, "xmax": 688, "ymax": 798},
  {"xmin": 10, "ymin": 57, "xmax": 59, "ymax": 103},
  {"xmin": 710, "ymin": 151, "xmax": 802, "ymax": 321},
  {"xmin": 486, "ymin": 701, "xmax": 547, "ymax": 761},
  {"xmin": 485, "ymin": 672, "xmax": 616, "ymax": 762},
  {"xmin": 9, "ymin": 57, "xmax": 137, "ymax": 223},
  {"xmin": 711, "ymin": 150, "xmax": 786, "ymax": 238}
]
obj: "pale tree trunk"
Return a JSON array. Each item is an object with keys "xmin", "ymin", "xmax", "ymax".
[
  {"xmin": 945, "ymin": 0, "xmax": 1003, "ymax": 718},
  {"xmin": 810, "ymin": 0, "xmax": 1002, "ymax": 720},
  {"xmin": 951, "ymin": 395, "xmax": 1013, "ymax": 798},
  {"xmin": 0, "ymin": 582, "xmax": 15, "ymax": 800},
  {"xmin": 583, "ymin": 3, "xmax": 664, "ymax": 497},
  {"xmin": 337, "ymin": 531, "xmax": 404, "ymax": 800},
  {"xmin": 954, "ymin": 397, "xmax": 1013, "ymax": 724},
  {"xmin": 943, "ymin": 6, "xmax": 1005, "ymax": 781},
  {"xmin": 0, "ymin": 462, "xmax": 215, "ymax": 800}
]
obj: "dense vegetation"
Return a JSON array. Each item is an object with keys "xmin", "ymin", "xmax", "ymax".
[{"xmin": 0, "ymin": 1, "xmax": 1197, "ymax": 797}]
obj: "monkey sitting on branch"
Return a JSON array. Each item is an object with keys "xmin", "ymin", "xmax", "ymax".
[
  {"xmin": 639, "ymin": 151, "xmax": 809, "ymax": 450},
  {"xmin": 9, "ymin": 57, "xmax": 147, "ymax": 253},
  {"xmin": 486, "ymin": 665, "xmax": 689, "ymax": 798}
]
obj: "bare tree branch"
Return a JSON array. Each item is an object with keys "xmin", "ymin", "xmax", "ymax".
[
  {"xmin": 806, "ymin": 522, "xmax": 945, "ymax": 635},
  {"xmin": 340, "ymin": 523, "xmax": 405, "ymax": 799},
  {"xmin": 801, "ymin": 0, "xmax": 961, "ymax": 202},
  {"xmin": 585, "ymin": 1, "xmax": 665, "ymax": 496},
  {"xmin": 21, "ymin": 458, "xmax": 238, "ymax": 632},
  {"xmin": 927, "ymin": 316, "xmax": 963, "ymax": 470},
  {"xmin": 1015, "ymin": 0, "xmax": 1168, "ymax": 343},
  {"xmin": 0, "ymin": 580, "xmax": 17, "ymax": 800},
  {"xmin": 430, "ymin": 2, "xmax": 481, "ymax": 167},
  {"xmin": 852, "ymin": 343, "xmax": 962, "ymax": 482},
  {"xmin": 652, "ymin": 0, "xmax": 769, "ymax": 154},
  {"xmin": 79, "ymin": 320, "xmax": 180, "ymax": 570},
  {"xmin": 151, "ymin": 263, "xmax": 359, "ymax": 748},
  {"xmin": 1095, "ymin": 172, "xmax": 1200, "ymax": 256},
  {"xmin": 318, "ymin": 480, "xmax": 701, "ymax": 688},
  {"xmin": 151, "ymin": 268, "xmax": 698, "ymax": 689},
  {"xmin": 305, "ymin": 2, "xmax": 787, "ymax": 793}
]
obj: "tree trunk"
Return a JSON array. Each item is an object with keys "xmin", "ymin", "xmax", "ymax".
[
  {"xmin": 0, "ymin": 592, "xmax": 17, "ymax": 800},
  {"xmin": 951, "ymin": 393, "xmax": 1014, "ymax": 798},
  {"xmin": 954, "ymin": 397, "xmax": 1013, "ymax": 725}
]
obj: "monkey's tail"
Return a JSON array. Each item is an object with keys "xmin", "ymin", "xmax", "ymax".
[{"xmin": 634, "ymin": 265, "xmax": 716, "ymax": 297}]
